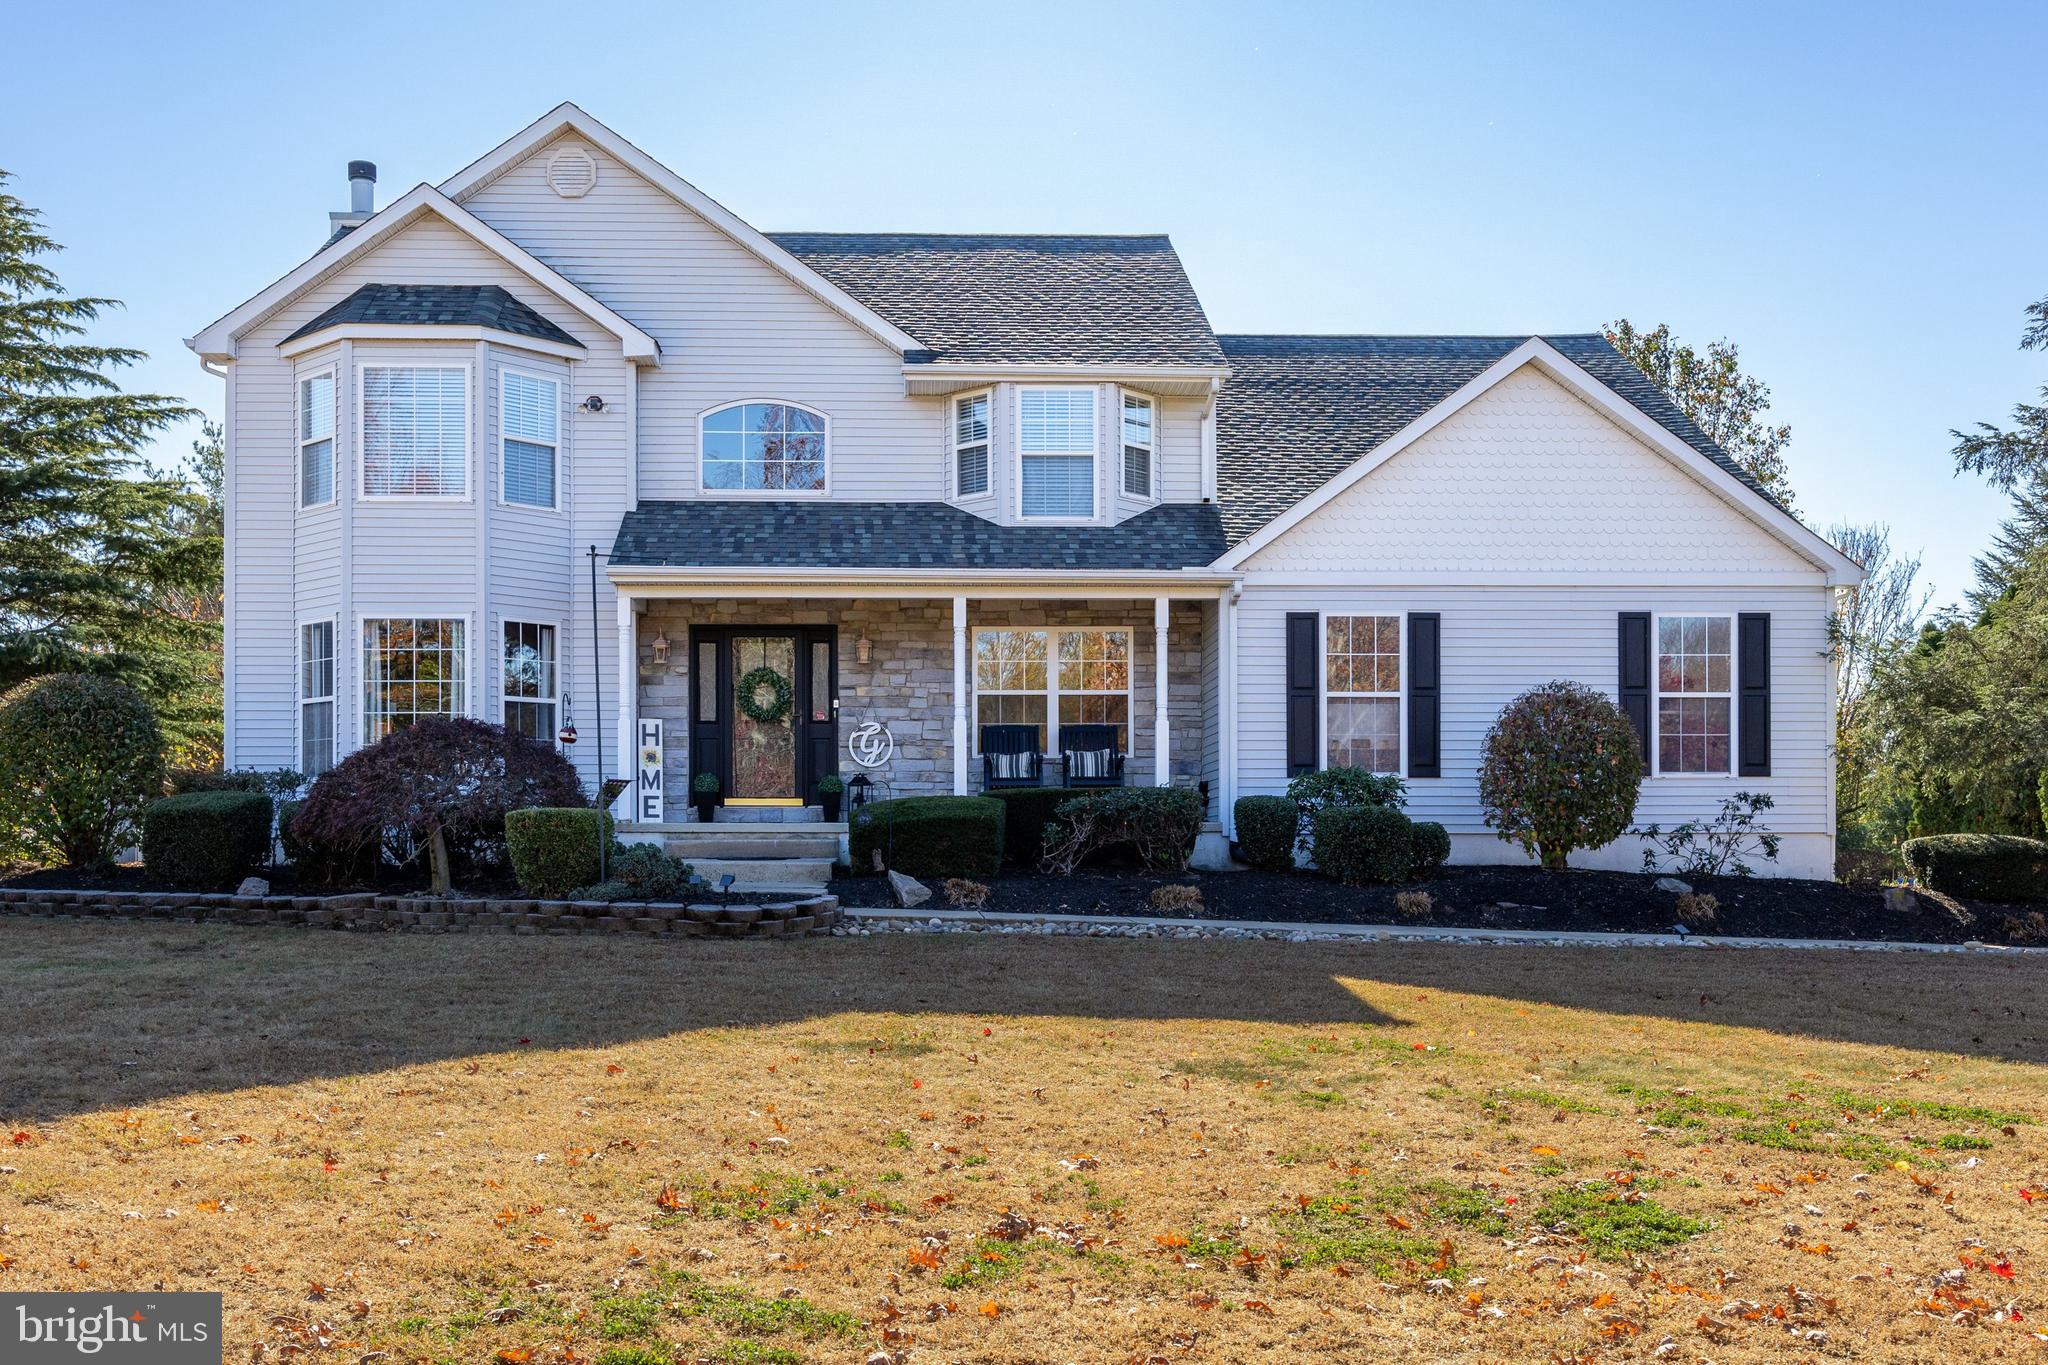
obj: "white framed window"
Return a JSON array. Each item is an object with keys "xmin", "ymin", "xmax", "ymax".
[
  {"xmin": 1324, "ymin": 614, "xmax": 1402, "ymax": 774},
  {"xmin": 1654, "ymin": 613, "xmax": 1733, "ymax": 774},
  {"xmin": 700, "ymin": 401, "xmax": 828, "ymax": 493},
  {"xmin": 501, "ymin": 620, "xmax": 558, "ymax": 741},
  {"xmin": 360, "ymin": 365, "xmax": 468, "ymax": 498},
  {"xmin": 363, "ymin": 617, "xmax": 467, "ymax": 741},
  {"xmin": 972, "ymin": 627, "xmax": 1132, "ymax": 753},
  {"xmin": 953, "ymin": 391, "xmax": 991, "ymax": 497},
  {"xmin": 298, "ymin": 368, "xmax": 335, "ymax": 508},
  {"xmin": 300, "ymin": 618, "xmax": 336, "ymax": 777},
  {"xmin": 1121, "ymin": 391, "xmax": 1155, "ymax": 499},
  {"xmin": 500, "ymin": 369, "xmax": 559, "ymax": 509},
  {"xmin": 1018, "ymin": 387, "xmax": 1096, "ymax": 518}
]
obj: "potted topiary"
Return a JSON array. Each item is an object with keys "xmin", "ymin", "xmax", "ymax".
[
  {"xmin": 817, "ymin": 773, "xmax": 846, "ymax": 822},
  {"xmin": 691, "ymin": 771, "xmax": 721, "ymax": 824}
]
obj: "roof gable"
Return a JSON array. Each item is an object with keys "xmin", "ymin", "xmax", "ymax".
[
  {"xmin": 186, "ymin": 184, "xmax": 658, "ymax": 363},
  {"xmin": 767, "ymin": 234, "xmax": 1226, "ymax": 367},
  {"xmin": 437, "ymin": 104, "xmax": 921, "ymax": 356},
  {"xmin": 1213, "ymin": 335, "xmax": 1860, "ymax": 581}
]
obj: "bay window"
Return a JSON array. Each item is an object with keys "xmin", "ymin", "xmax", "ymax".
[
  {"xmin": 363, "ymin": 617, "xmax": 466, "ymax": 740},
  {"xmin": 954, "ymin": 391, "xmax": 990, "ymax": 496},
  {"xmin": 501, "ymin": 620, "xmax": 557, "ymax": 741},
  {"xmin": 361, "ymin": 366, "xmax": 468, "ymax": 498},
  {"xmin": 1655, "ymin": 614, "xmax": 1732, "ymax": 774},
  {"xmin": 1121, "ymin": 392, "xmax": 1154, "ymax": 498},
  {"xmin": 1325, "ymin": 614, "xmax": 1401, "ymax": 773},
  {"xmin": 1019, "ymin": 387, "xmax": 1095, "ymax": 518},
  {"xmin": 300, "ymin": 619, "xmax": 335, "ymax": 777},
  {"xmin": 500, "ymin": 370, "xmax": 559, "ymax": 509},
  {"xmin": 298, "ymin": 369, "xmax": 335, "ymax": 508}
]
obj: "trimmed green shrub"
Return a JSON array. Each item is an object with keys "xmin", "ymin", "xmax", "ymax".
[
  {"xmin": 1041, "ymin": 787, "xmax": 1204, "ymax": 874},
  {"xmin": 1902, "ymin": 833, "xmax": 2048, "ymax": 902},
  {"xmin": 1312, "ymin": 804, "xmax": 1416, "ymax": 886},
  {"xmin": 507, "ymin": 807, "xmax": 616, "ymax": 897},
  {"xmin": 849, "ymin": 796, "xmax": 1004, "ymax": 880},
  {"xmin": 0, "ymin": 673, "xmax": 166, "ymax": 868},
  {"xmin": 573, "ymin": 842, "xmax": 698, "ymax": 901},
  {"xmin": 142, "ymin": 790, "xmax": 273, "ymax": 887},
  {"xmin": 1286, "ymin": 768, "xmax": 1406, "ymax": 852},
  {"xmin": 1478, "ymin": 681, "xmax": 1643, "ymax": 870},
  {"xmin": 984, "ymin": 787, "xmax": 1086, "ymax": 866},
  {"xmin": 1233, "ymin": 795, "xmax": 1298, "ymax": 872},
  {"xmin": 1409, "ymin": 820, "xmax": 1452, "ymax": 878},
  {"xmin": 168, "ymin": 768, "xmax": 304, "ymax": 797}
]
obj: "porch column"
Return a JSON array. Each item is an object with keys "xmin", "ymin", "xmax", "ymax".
[
  {"xmin": 952, "ymin": 595, "xmax": 969, "ymax": 795},
  {"xmin": 1153, "ymin": 596, "xmax": 1170, "ymax": 786},
  {"xmin": 616, "ymin": 592, "xmax": 636, "ymax": 801}
]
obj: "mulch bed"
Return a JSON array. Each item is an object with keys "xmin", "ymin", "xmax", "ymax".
[{"xmin": 829, "ymin": 864, "xmax": 2048, "ymax": 947}]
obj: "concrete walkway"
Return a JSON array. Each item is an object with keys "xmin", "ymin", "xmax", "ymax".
[{"xmin": 842, "ymin": 905, "xmax": 2046, "ymax": 955}]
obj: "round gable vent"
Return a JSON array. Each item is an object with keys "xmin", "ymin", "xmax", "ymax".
[{"xmin": 545, "ymin": 145, "xmax": 597, "ymax": 199}]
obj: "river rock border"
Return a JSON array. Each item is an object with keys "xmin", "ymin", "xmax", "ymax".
[{"xmin": 0, "ymin": 887, "xmax": 839, "ymax": 938}]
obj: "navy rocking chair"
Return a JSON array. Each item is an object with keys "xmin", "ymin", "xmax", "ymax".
[
  {"xmin": 980, "ymin": 724, "xmax": 1045, "ymax": 789},
  {"xmin": 1058, "ymin": 724, "xmax": 1126, "ymax": 788}
]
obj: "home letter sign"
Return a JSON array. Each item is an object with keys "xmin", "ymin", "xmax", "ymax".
[{"xmin": 637, "ymin": 718, "xmax": 664, "ymax": 822}]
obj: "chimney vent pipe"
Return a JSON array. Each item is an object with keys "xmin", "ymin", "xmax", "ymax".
[{"xmin": 347, "ymin": 161, "xmax": 376, "ymax": 215}]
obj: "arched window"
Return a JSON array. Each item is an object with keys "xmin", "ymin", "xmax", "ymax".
[{"xmin": 700, "ymin": 401, "xmax": 828, "ymax": 493}]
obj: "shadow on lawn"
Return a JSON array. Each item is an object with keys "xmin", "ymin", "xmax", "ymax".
[{"xmin": 3, "ymin": 922, "xmax": 2045, "ymax": 1119}]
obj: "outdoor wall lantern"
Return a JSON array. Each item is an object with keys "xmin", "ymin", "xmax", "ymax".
[
  {"xmin": 650, "ymin": 631, "xmax": 671, "ymax": 666},
  {"xmin": 855, "ymin": 633, "xmax": 873, "ymax": 664},
  {"xmin": 847, "ymin": 773, "xmax": 872, "ymax": 809}
]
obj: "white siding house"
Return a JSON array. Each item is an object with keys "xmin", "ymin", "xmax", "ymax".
[{"xmin": 189, "ymin": 104, "xmax": 1861, "ymax": 881}]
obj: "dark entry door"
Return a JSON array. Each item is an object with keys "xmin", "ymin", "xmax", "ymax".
[{"xmin": 689, "ymin": 626, "xmax": 838, "ymax": 805}]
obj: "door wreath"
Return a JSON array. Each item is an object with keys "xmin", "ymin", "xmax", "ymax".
[{"xmin": 736, "ymin": 665, "xmax": 793, "ymax": 724}]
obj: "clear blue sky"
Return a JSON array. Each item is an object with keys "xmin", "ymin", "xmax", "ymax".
[{"xmin": 8, "ymin": 1, "xmax": 2043, "ymax": 608}]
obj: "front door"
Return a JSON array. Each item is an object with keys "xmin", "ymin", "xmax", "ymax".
[{"xmin": 690, "ymin": 627, "xmax": 837, "ymax": 806}]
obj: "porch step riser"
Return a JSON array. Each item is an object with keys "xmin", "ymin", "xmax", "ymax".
[
  {"xmin": 680, "ymin": 855, "xmax": 836, "ymax": 888},
  {"xmin": 665, "ymin": 836, "xmax": 842, "ymax": 860},
  {"xmin": 713, "ymin": 807, "xmax": 825, "ymax": 824}
]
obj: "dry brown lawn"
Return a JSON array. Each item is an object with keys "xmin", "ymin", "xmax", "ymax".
[{"xmin": 2, "ymin": 922, "xmax": 2046, "ymax": 1363}]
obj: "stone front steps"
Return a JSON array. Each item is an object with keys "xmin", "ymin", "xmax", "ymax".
[{"xmin": 635, "ymin": 821, "xmax": 848, "ymax": 896}]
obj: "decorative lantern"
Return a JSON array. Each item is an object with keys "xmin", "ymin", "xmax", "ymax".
[
  {"xmin": 650, "ymin": 631, "xmax": 670, "ymax": 666},
  {"xmin": 855, "ymin": 633, "xmax": 873, "ymax": 664},
  {"xmin": 847, "ymin": 772, "xmax": 872, "ymax": 809},
  {"xmin": 557, "ymin": 693, "xmax": 578, "ymax": 747}
]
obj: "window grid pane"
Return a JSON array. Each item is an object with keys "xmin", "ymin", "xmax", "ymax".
[
  {"xmin": 973, "ymin": 630, "xmax": 1049, "ymax": 752},
  {"xmin": 955, "ymin": 394, "xmax": 990, "ymax": 496},
  {"xmin": 701, "ymin": 402, "xmax": 826, "ymax": 491},
  {"xmin": 501, "ymin": 372, "xmax": 558, "ymax": 508},
  {"xmin": 301, "ymin": 619, "xmax": 336, "ymax": 777},
  {"xmin": 1019, "ymin": 389, "xmax": 1095, "ymax": 452},
  {"xmin": 1325, "ymin": 615, "xmax": 1400, "ymax": 774},
  {"xmin": 364, "ymin": 617, "xmax": 466, "ymax": 741},
  {"xmin": 1022, "ymin": 455, "xmax": 1093, "ymax": 517},
  {"xmin": 1123, "ymin": 444, "xmax": 1151, "ymax": 497},
  {"xmin": 503, "ymin": 438, "xmax": 555, "ymax": 508},
  {"xmin": 1327, "ymin": 697, "xmax": 1400, "ymax": 772},
  {"xmin": 363, "ymin": 368, "xmax": 467, "ymax": 497},
  {"xmin": 300, "ymin": 373, "xmax": 335, "ymax": 507},
  {"xmin": 1655, "ymin": 615, "xmax": 1732, "ymax": 773}
]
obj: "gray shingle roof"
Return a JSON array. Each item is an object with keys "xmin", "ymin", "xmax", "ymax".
[
  {"xmin": 610, "ymin": 501, "xmax": 1228, "ymax": 572},
  {"xmin": 767, "ymin": 234, "xmax": 1226, "ymax": 366},
  {"xmin": 283, "ymin": 284, "xmax": 582, "ymax": 348},
  {"xmin": 1213, "ymin": 333, "xmax": 1778, "ymax": 544}
]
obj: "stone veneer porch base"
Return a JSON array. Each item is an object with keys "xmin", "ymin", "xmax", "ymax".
[{"xmin": 0, "ymin": 887, "xmax": 839, "ymax": 938}]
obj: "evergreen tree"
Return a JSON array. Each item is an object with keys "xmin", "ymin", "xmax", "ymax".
[
  {"xmin": 1605, "ymin": 319, "xmax": 1797, "ymax": 509},
  {"xmin": 0, "ymin": 169, "xmax": 217, "ymax": 759}
]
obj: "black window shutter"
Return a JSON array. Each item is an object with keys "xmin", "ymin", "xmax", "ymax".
[
  {"xmin": 1407, "ymin": 612, "xmax": 1441, "ymax": 778},
  {"xmin": 1738, "ymin": 612, "xmax": 1771, "ymax": 776},
  {"xmin": 1285, "ymin": 612, "xmax": 1318, "ymax": 776},
  {"xmin": 1617, "ymin": 612, "xmax": 1651, "ymax": 765}
]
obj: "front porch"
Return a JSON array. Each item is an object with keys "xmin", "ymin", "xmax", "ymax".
[{"xmin": 605, "ymin": 572, "xmax": 1236, "ymax": 841}]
